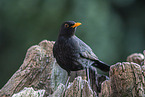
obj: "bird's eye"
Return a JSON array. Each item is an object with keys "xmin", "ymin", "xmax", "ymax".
[{"xmin": 64, "ymin": 24, "xmax": 69, "ymax": 28}]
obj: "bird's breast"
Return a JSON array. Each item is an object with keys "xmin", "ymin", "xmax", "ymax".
[
  {"xmin": 54, "ymin": 37, "xmax": 80, "ymax": 60},
  {"xmin": 53, "ymin": 36, "xmax": 85, "ymax": 71}
]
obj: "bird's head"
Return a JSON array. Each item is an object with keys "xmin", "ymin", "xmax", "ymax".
[{"xmin": 59, "ymin": 21, "xmax": 81, "ymax": 37}]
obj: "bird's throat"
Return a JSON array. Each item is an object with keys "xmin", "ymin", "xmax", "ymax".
[{"xmin": 59, "ymin": 31, "xmax": 75, "ymax": 38}]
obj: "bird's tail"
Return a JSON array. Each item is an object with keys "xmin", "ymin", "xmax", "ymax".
[{"xmin": 92, "ymin": 60, "xmax": 110, "ymax": 72}]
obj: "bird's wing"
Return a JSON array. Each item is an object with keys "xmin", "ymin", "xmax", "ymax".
[{"xmin": 73, "ymin": 36, "xmax": 98, "ymax": 61}]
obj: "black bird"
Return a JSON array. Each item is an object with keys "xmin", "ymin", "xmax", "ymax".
[{"xmin": 53, "ymin": 21, "xmax": 110, "ymax": 86}]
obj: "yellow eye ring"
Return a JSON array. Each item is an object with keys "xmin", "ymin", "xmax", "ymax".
[{"xmin": 64, "ymin": 24, "xmax": 69, "ymax": 28}]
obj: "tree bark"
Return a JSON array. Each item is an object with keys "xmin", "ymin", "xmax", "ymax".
[
  {"xmin": 99, "ymin": 62, "xmax": 145, "ymax": 97},
  {"xmin": 0, "ymin": 40, "xmax": 68, "ymax": 97},
  {"xmin": 0, "ymin": 40, "xmax": 144, "ymax": 97}
]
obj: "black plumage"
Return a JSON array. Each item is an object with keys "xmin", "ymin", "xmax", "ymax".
[{"xmin": 53, "ymin": 21, "xmax": 110, "ymax": 86}]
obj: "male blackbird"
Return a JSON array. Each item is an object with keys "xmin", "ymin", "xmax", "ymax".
[{"xmin": 53, "ymin": 21, "xmax": 110, "ymax": 86}]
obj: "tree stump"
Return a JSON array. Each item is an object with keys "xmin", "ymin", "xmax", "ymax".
[{"xmin": 0, "ymin": 40, "xmax": 144, "ymax": 97}]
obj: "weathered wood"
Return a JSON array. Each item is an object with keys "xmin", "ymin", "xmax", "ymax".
[
  {"xmin": 0, "ymin": 40, "xmax": 68, "ymax": 97},
  {"xmin": 50, "ymin": 76, "xmax": 97, "ymax": 97},
  {"xmin": 99, "ymin": 52, "xmax": 145, "ymax": 97},
  {"xmin": 0, "ymin": 40, "xmax": 145, "ymax": 97},
  {"xmin": 127, "ymin": 53, "xmax": 144, "ymax": 65},
  {"xmin": 12, "ymin": 87, "xmax": 45, "ymax": 97},
  {"xmin": 99, "ymin": 61, "xmax": 145, "ymax": 97},
  {"xmin": 0, "ymin": 40, "xmax": 95, "ymax": 97}
]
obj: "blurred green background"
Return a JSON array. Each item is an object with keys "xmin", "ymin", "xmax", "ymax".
[{"xmin": 0, "ymin": 0, "xmax": 145, "ymax": 88}]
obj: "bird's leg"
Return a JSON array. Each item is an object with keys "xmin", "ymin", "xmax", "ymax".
[
  {"xmin": 86, "ymin": 61, "xmax": 91, "ymax": 86},
  {"xmin": 65, "ymin": 71, "xmax": 71, "ymax": 87},
  {"xmin": 86, "ymin": 67, "xmax": 90, "ymax": 85},
  {"xmin": 65, "ymin": 75, "xmax": 70, "ymax": 87},
  {"xmin": 62, "ymin": 72, "xmax": 71, "ymax": 97}
]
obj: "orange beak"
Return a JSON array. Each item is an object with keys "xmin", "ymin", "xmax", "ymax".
[{"xmin": 71, "ymin": 22, "xmax": 82, "ymax": 28}]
